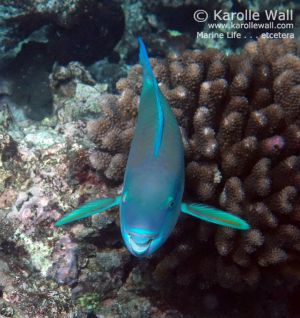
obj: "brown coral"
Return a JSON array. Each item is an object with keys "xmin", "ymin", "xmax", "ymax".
[
  {"xmin": 86, "ymin": 94, "xmax": 136, "ymax": 182},
  {"xmin": 87, "ymin": 38, "xmax": 300, "ymax": 290}
]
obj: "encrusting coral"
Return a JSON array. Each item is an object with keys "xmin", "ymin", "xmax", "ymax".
[{"xmin": 87, "ymin": 37, "xmax": 300, "ymax": 290}]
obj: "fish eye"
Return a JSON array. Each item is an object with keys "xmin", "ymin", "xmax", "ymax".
[{"xmin": 168, "ymin": 198, "xmax": 175, "ymax": 208}]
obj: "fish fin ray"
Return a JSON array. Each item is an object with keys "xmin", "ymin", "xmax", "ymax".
[
  {"xmin": 138, "ymin": 37, "xmax": 164, "ymax": 157},
  {"xmin": 181, "ymin": 202, "xmax": 250, "ymax": 230},
  {"xmin": 55, "ymin": 196, "xmax": 121, "ymax": 227}
]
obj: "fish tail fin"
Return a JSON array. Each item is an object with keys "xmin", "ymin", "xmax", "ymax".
[
  {"xmin": 138, "ymin": 37, "xmax": 155, "ymax": 81},
  {"xmin": 55, "ymin": 196, "xmax": 121, "ymax": 227},
  {"xmin": 138, "ymin": 37, "xmax": 164, "ymax": 157},
  {"xmin": 181, "ymin": 202, "xmax": 250, "ymax": 230}
]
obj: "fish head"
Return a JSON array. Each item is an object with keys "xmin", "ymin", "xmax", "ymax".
[{"xmin": 120, "ymin": 185, "xmax": 182, "ymax": 257}]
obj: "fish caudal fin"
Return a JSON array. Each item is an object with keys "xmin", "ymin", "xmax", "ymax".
[
  {"xmin": 181, "ymin": 202, "xmax": 250, "ymax": 230},
  {"xmin": 138, "ymin": 37, "xmax": 164, "ymax": 157},
  {"xmin": 138, "ymin": 37, "xmax": 155, "ymax": 81},
  {"xmin": 55, "ymin": 196, "xmax": 121, "ymax": 227}
]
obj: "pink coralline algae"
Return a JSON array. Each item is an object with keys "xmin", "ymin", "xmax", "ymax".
[{"xmin": 48, "ymin": 235, "xmax": 79, "ymax": 285}]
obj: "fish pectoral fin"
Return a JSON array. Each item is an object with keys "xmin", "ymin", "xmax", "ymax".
[
  {"xmin": 181, "ymin": 202, "xmax": 250, "ymax": 230},
  {"xmin": 55, "ymin": 196, "xmax": 121, "ymax": 227}
]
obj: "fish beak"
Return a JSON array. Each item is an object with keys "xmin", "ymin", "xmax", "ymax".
[{"xmin": 128, "ymin": 234, "xmax": 153, "ymax": 256}]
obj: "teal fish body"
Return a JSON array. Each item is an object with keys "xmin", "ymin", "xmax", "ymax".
[
  {"xmin": 55, "ymin": 38, "xmax": 250, "ymax": 258},
  {"xmin": 120, "ymin": 38, "xmax": 185, "ymax": 256}
]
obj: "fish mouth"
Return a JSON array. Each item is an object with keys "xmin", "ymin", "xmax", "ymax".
[{"xmin": 128, "ymin": 233, "xmax": 155, "ymax": 255}]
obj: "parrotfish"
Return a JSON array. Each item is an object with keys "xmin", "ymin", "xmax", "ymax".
[{"xmin": 55, "ymin": 38, "xmax": 250, "ymax": 257}]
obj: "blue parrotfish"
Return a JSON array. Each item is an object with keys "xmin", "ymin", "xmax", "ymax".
[{"xmin": 55, "ymin": 38, "xmax": 250, "ymax": 257}]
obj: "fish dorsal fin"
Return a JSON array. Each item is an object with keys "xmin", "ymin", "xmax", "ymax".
[{"xmin": 138, "ymin": 37, "xmax": 164, "ymax": 157}]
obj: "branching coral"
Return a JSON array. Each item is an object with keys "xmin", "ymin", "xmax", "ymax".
[
  {"xmin": 87, "ymin": 93, "xmax": 137, "ymax": 182},
  {"xmin": 87, "ymin": 38, "xmax": 300, "ymax": 290}
]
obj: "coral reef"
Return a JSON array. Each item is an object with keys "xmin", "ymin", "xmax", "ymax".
[
  {"xmin": 50, "ymin": 61, "xmax": 108, "ymax": 124},
  {"xmin": 0, "ymin": 128, "xmax": 77, "ymax": 316},
  {"xmin": 87, "ymin": 37, "xmax": 300, "ymax": 292},
  {"xmin": 116, "ymin": 0, "xmax": 235, "ymax": 60},
  {"xmin": 2, "ymin": 0, "xmax": 296, "ymax": 123},
  {"xmin": 0, "ymin": 86, "xmax": 185, "ymax": 317},
  {"xmin": 0, "ymin": 0, "xmax": 124, "ymax": 66},
  {"xmin": 0, "ymin": 0, "xmax": 124, "ymax": 121},
  {"xmin": 1, "ymin": 9, "xmax": 300, "ymax": 314}
]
